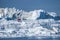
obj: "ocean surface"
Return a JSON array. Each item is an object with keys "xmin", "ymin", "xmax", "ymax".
[{"xmin": 0, "ymin": 37, "xmax": 60, "ymax": 40}]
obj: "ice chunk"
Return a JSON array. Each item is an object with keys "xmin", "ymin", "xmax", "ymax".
[{"xmin": 48, "ymin": 12, "xmax": 57, "ymax": 17}]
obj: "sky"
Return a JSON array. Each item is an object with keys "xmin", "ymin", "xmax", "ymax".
[{"xmin": 0, "ymin": 0, "xmax": 60, "ymax": 16}]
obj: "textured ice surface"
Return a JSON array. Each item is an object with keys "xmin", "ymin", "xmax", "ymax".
[{"xmin": 0, "ymin": 8, "xmax": 60, "ymax": 38}]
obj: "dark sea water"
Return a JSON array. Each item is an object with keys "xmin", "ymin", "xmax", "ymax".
[{"xmin": 0, "ymin": 37, "xmax": 60, "ymax": 40}]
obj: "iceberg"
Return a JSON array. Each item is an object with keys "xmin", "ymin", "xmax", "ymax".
[{"xmin": 0, "ymin": 8, "xmax": 60, "ymax": 38}]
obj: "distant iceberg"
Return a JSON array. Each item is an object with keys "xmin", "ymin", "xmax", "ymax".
[{"xmin": 0, "ymin": 8, "xmax": 60, "ymax": 38}]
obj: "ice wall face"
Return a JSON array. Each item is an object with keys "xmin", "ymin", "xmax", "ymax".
[
  {"xmin": 0, "ymin": 8, "xmax": 60, "ymax": 38},
  {"xmin": 0, "ymin": 8, "xmax": 16, "ymax": 20}
]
